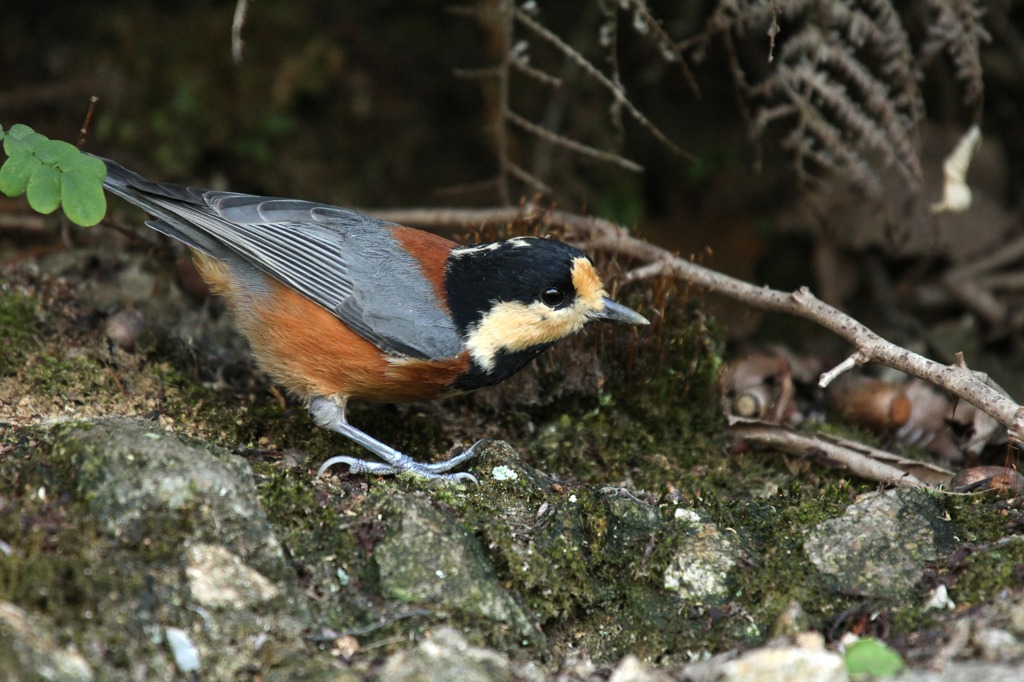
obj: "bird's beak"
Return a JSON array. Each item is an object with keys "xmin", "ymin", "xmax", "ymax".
[{"xmin": 596, "ymin": 297, "xmax": 649, "ymax": 326}]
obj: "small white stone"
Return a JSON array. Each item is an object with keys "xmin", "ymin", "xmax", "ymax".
[
  {"xmin": 165, "ymin": 627, "xmax": 200, "ymax": 673},
  {"xmin": 491, "ymin": 465, "xmax": 518, "ymax": 481},
  {"xmin": 924, "ymin": 584, "xmax": 956, "ymax": 611},
  {"xmin": 719, "ymin": 647, "xmax": 846, "ymax": 682},
  {"xmin": 674, "ymin": 508, "xmax": 701, "ymax": 523}
]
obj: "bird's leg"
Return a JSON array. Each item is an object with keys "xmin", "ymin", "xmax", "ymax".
[{"xmin": 309, "ymin": 396, "xmax": 481, "ymax": 483}]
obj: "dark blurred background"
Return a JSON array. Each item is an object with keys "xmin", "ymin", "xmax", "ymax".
[{"xmin": 4, "ymin": 1, "xmax": 1024, "ymax": 356}]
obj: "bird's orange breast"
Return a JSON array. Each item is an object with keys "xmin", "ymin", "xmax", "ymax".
[{"xmin": 192, "ymin": 250, "xmax": 469, "ymax": 403}]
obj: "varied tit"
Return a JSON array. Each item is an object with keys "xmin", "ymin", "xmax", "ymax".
[{"xmin": 95, "ymin": 156, "xmax": 649, "ymax": 482}]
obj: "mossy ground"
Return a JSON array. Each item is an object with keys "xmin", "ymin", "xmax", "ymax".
[
  {"xmin": 934, "ymin": 492, "xmax": 1024, "ymax": 605},
  {"xmin": 3, "ymin": 244, "xmax": 1023, "ymax": 671},
  {"xmin": 0, "ymin": 425, "xmax": 178, "ymax": 671}
]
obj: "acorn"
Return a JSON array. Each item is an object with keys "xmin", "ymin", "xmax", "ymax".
[{"xmin": 827, "ymin": 375, "xmax": 911, "ymax": 432}]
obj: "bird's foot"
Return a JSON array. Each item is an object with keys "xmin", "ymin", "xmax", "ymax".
[
  {"xmin": 316, "ymin": 439, "xmax": 489, "ymax": 484},
  {"xmin": 310, "ymin": 397, "xmax": 485, "ymax": 484}
]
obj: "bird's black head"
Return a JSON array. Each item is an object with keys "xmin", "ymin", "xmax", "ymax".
[{"xmin": 444, "ymin": 236, "xmax": 647, "ymax": 390}]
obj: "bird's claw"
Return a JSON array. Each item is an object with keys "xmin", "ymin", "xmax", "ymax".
[{"xmin": 317, "ymin": 449, "xmax": 482, "ymax": 485}]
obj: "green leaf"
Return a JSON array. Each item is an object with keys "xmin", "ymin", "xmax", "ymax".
[
  {"xmin": 26, "ymin": 163, "xmax": 61, "ymax": 214},
  {"xmin": 35, "ymin": 138, "xmax": 81, "ymax": 169},
  {"xmin": 0, "ymin": 153, "xmax": 42, "ymax": 197},
  {"xmin": 8, "ymin": 124, "xmax": 35, "ymax": 139},
  {"xmin": 61, "ymin": 168, "xmax": 107, "ymax": 226},
  {"xmin": 68, "ymin": 152, "xmax": 107, "ymax": 182},
  {"xmin": 3, "ymin": 124, "xmax": 46, "ymax": 157},
  {"xmin": 845, "ymin": 638, "xmax": 906, "ymax": 678}
]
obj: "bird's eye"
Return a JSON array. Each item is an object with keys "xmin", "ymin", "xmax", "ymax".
[{"xmin": 541, "ymin": 287, "xmax": 565, "ymax": 307}]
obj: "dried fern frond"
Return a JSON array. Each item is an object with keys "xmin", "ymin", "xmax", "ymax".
[
  {"xmin": 922, "ymin": 0, "xmax": 990, "ymax": 112},
  {"xmin": 720, "ymin": 1, "xmax": 927, "ymax": 200},
  {"xmin": 776, "ymin": 23, "xmax": 923, "ymax": 189},
  {"xmin": 829, "ymin": 0, "xmax": 925, "ymax": 128},
  {"xmin": 700, "ymin": 0, "xmax": 991, "ymax": 219}
]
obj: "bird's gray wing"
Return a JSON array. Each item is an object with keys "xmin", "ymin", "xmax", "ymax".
[{"xmin": 99, "ymin": 157, "xmax": 463, "ymax": 360}]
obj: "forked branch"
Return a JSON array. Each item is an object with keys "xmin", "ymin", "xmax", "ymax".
[{"xmin": 371, "ymin": 205, "xmax": 1024, "ymax": 448}]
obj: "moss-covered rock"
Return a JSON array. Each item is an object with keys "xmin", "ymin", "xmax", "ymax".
[
  {"xmin": 0, "ymin": 419, "xmax": 332, "ymax": 680},
  {"xmin": 375, "ymin": 491, "xmax": 539, "ymax": 646},
  {"xmin": 803, "ymin": 488, "xmax": 954, "ymax": 598}
]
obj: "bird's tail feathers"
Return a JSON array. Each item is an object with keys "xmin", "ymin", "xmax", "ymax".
[{"xmin": 90, "ymin": 154, "xmax": 223, "ymax": 258}]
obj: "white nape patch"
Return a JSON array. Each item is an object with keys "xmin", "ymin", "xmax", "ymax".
[
  {"xmin": 451, "ymin": 242, "xmax": 502, "ymax": 258},
  {"xmin": 451, "ymin": 236, "xmax": 535, "ymax": 258}
]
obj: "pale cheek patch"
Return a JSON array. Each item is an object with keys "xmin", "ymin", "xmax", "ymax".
[
  {"xmin": 465, "ymin": 256, "xmax": 612, "ymax": 372},
  {"xmin": 466, "ymin": 301, "xmax": 591, "ymax": 371},
  {"xmin": 468, "ymin": 261, "xmax": 610, "ymax": 372}
]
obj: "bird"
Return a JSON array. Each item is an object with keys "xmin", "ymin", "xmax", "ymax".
[{"xmin": 94, "ymin": 156, "xmax": 649, "ymax": 482}]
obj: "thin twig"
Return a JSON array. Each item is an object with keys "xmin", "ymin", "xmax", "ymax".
[
  {"xmin": 510, "ymin": 59, "xmax": 562, "ymax": 87},
  {"xmin": 506, "ymin": 111, "xmax": 643, "ymax": 172},
  {"xmin": 77, "ymin": 96, "xmax": 99, "ymax": 150},
  {"xmin": 767, "ymin": 0, "xmax": 781, "ymax": 63},
  {"xmin": 514, "ymin": 8, "xmax": 693, "ymax": 161},
  {"xmin": 504, "ymin": 160, "xmax": 553, "ymax": 195},
  {"xmin": 232, "ymin": 0, "xmax": 250, "ymax": 64},
  {"xmin": 621, "ymin": 0, "xmax": 701, "ymax": 97},
  {"xmin": 819, "ymin": 354, "xmax": 863, "ymax": 388}
]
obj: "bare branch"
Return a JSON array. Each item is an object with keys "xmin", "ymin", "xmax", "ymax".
[
  {"xmin": 504, "ymin": 160, "xmax": 553, "ymax": 196},
  {"xmin": 510, "ymin": 59, "xmax": 562, "ymax": 87},
  {"xmin": 368, "ymin": 205, "xmax": 1024, "ymax": 447},
  {"xmin": 729, "ymin": 421, "xmax": 955, "ymax": 487},
  {"xmin": 819, "ymin": 354, "xmax": 866, "ymax": 388}
]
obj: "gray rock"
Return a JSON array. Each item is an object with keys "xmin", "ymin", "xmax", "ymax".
[
  {"xmin": 662, "ymin": 506, "xmax": 739, "ymax": 602},
  {"xmin": 681, "ymin": 635, "xmax": 847, "ymax": 682},
  {"xmin": 376, "ymin": 492, "xmax": 539, "ymax": 645},
  {"xmin": 0, "ymin": 602, "xmax": 94, "ymax": 682},
  {"xmin": 803, "ymin": 488, "xmax": 953, "ymax": 597},
  {"xmin": 377, "ymin": 627, "xmax": 516, "ymax": 682}
]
